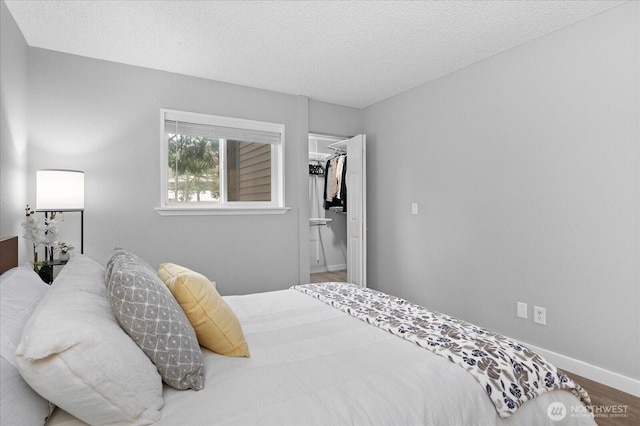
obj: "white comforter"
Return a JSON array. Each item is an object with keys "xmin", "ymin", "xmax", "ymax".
[{"xmin": 48, "ymin": 289, "xmax": 595, "ymax": 426}]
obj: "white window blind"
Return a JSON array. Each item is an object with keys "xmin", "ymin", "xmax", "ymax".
[{"xmin": 164, "ymin": 120, "xmax": 281, "ymax": 145}]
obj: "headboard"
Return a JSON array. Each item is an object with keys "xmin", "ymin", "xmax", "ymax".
[{"xmin": 0, "ymin": 236, "xmax": 18, "ymax": 275}]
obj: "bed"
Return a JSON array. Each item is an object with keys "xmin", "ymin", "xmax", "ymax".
[{"xmin": 0, "ymin": 236, "xmax": 595, "ymax": 426}]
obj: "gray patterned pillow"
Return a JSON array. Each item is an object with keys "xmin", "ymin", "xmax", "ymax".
[
  {"xmin": 105, "ymin": 247, "xmax": 155, "ymax": 285},
  {"xmin": 106, "ymin": 250, "xmax": 205, "ymax": 390}
]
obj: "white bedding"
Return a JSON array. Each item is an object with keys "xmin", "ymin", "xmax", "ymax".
[{"xmin": 48, "ymin": 289, "xmax": 595, "ymax": 426}]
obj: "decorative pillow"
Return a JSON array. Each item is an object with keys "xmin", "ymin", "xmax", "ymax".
[
  {"xmin": 15, "ymin": 254, "xmax": 163, "ymax": 426},
  {"xmin": 105, "ymin": 247, "xmax": 154, "ymax": 286},
  {"xmin": 0, "ymin": 265, "xmax": 53, "ymax": 426},
  {"xmin": 107, "ymin": 250, "xmax": 205, "ymax": 390},
  {"xmin": 158, "ymin": 263, "xmax": 250, "ymax": 357}
]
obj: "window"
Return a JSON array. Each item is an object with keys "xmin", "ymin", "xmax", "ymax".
[{"xmin": 157, "ymin": 109, "xmax": 286, "ymax": 215}]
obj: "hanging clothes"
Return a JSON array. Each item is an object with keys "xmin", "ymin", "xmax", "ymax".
[
  {"xmin": 308, "ymin": 162, "xmax": 324, "ymax": 176},
  {"xmin": 325, "ymin": 158, "xmax": 334, "ymax": 201},
  {"xmin": 323, "ymin": 153, "xmax": 347, "ymax": 212},
  {"xmin": 332, "ymin": 155, "xmax": 344, "ymax": 198},
  {"xmin": 339, "ymin": 156, "xmax": 347, "ymax": 211}
]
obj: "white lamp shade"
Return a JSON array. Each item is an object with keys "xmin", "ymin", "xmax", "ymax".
[{"xmin": 36, "ymin": 169, "xmax": 85, "ymax": 210}]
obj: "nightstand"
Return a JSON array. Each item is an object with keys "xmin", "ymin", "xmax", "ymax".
[{"xmin": 40, "ymin": 259, "xmax": 68, "ymax": 284}]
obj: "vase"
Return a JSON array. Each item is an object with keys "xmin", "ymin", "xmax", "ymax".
[
  {"xmin": 33, "ymin": 251, "xmax": 39, "ymax": 272},
  {"xmin": 60, "ymin": 252, "xmax": 70, "ymax": 261}
]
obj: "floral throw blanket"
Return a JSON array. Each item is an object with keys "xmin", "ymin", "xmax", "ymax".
[{"xmin": 292, "ymin": 283, "xmax": 591, "ymax": 418}]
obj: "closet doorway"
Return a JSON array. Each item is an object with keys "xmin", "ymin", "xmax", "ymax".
[{"xmin": 308, "ymin": 134, "xmax": 366, "ymax": 287}]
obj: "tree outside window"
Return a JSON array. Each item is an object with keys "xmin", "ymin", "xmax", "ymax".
[{"xmin": 167, "ymin": 134, "xmax": 220, "ymax": 203}]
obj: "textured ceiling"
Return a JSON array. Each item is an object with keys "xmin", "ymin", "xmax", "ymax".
[{"xmin": 4, "ymin": 0, "xmax": 627, "ymax": 108}]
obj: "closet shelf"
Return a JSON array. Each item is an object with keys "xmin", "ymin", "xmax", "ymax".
[
  {"xmin": 309, "ymin": 218, "xmax": 332, "ymax": 226},
  {"xmin": 327, "ymin": 139, "xmax": 348, "ymax": 151},
  {"xmin": 309, "ymin": 152, "xmax": 331, "ymax": 162}
]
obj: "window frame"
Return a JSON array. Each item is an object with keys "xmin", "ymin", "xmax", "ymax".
[{"xmin": 156, "ymin": 109, "xmax": 288, "ymax": 216}]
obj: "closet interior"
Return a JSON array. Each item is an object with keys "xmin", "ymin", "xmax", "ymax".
[{"xmin": 308, "ymin": 134, "xmax": 348, "ymax": 275}]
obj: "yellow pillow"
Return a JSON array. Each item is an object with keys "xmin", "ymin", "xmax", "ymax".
[{"xmin": 158, "ymin": 263, "xmax": 250, "ymax": 357}]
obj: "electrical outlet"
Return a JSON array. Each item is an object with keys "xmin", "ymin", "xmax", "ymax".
[
  {"xmin": 517, "ymin": 302, "xmax": 527, "ymax": 319},
  {"xmin": 534, "ymin": 306, "xmax": 546, "ymax": 325}
]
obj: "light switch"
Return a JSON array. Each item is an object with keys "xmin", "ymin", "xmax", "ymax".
[
  {"xmin": 517, "ymin": 302, "xmax": 527, "ymax": 319},
  {"xmin": 411, "ymin": 203, "xmax": 418, "ymax": 215}
]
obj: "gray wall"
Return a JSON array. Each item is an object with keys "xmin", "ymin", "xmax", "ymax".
[
  {"xmin": 0, "ymin": 1, "xmax": 28, "ymax": 256},
  {"xmin": 363, "ymin": 2, "xmax": 639, "ymax": 379},
  {"xmin": 24, "ymin": 48, "xmax": 314, "ymax": 295},
  {"xmin": 309, "ymin": 100, "xmax": 362, "ymax": 137}
]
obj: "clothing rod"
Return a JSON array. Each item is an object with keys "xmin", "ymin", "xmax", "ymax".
[{"xmin": 327, "ymin": 139, "xmax": 348, "ymax": 150}]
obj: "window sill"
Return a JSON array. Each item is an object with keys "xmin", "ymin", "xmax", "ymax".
[{"xmin": 155, "ymin": 206, "xmax": 291, "ymax": 216}]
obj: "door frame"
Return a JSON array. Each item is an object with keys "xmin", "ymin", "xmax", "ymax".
[{"xmin": 305, "ymin": 133, "xmax": 366, "ymax": 287}]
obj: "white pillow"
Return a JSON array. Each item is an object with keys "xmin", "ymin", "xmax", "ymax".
[
  {"xmin": 0, "ymin": 265, "xmax": 49, "ymax": 361},
  {"xmin": 0, "ymin": 265, "xmax": 52, "ymax": 426},
  {"xmin": 15, "ymin": 254, "xmax": 164, "ymax": 425}
]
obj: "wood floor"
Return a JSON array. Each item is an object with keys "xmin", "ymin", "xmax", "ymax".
[
  {"xmin": 563, "ymin": 371, "xmax": 639, "ymax": 426},
  {"xmin": 310, "ymin": 269, "xmax": 347, "ymax": 283},
  {"xmin": 309, "ymin": 271, "xmax": 639, "ymax": 425}
]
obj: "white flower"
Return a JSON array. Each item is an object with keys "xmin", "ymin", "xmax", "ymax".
[
  {"xmin": 21, "ymin": 208, "xmax": 57, "ymax": 248},
  {"xmin": 53, "ymin": 241, "xmax": 73, "ymax": 254},
  {"xmin": 45, "ymin": 218, "xmax": 59, "ymax": 244}
]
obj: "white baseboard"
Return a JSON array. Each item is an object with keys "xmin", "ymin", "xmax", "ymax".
[
  {"xmin": 525, "ymin": 342, "xmax": 640, "ymax": 397},
  {"xmin": 310, "ymin": 264, "xmax": 347, "ymax": 274},
  {"xmin": 327, "ymin": 263, "xmax": 346, "ymax": 272}
]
